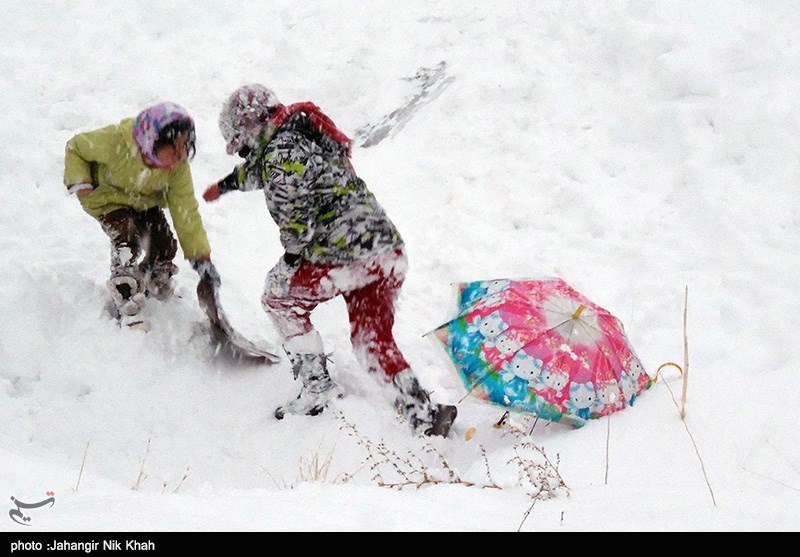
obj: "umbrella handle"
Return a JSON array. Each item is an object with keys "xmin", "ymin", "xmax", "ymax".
[{"xmin": 654, "ymin": 362, "xmax": 683, "ymax": 383}]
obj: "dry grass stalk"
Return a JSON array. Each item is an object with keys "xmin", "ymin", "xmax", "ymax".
[
  {"xmin": 172, "ymin": 466, "xmax": 190, "ymax": 494},
  {"xmin": 657, "ymin": 288, "xmax": 715, "ymax": 507},
  {"xmin": 74, "ymin": 441, "xmax": 90, "ymax": 492},
  {"xmin": 131, "ymin": 438, "xmax": 151, "ymax": 491},
  {"xmin": 681, "ymin": 285, "xmax": 689, "ymax": 419},
  {"xmin": 508, "ymin": 442, "xmax": 568, "ymax": 500},
  {"xmin": 298, "ymin": 448, "xmax": 335, "ymax": 483},
  {"xmin": 339, "ymin": 416, "xmax": 502, "ymax": 489},
  {"xmin": 338, "ymin": 414, "xmax": 567, "ymax": 504},
  {"xmin": 517, "ymin": 499, "xmax": 537, "ymax": 532},
  {"xmin": 739, "ymin": 466, "xmax": 800, "ymax": 493}
]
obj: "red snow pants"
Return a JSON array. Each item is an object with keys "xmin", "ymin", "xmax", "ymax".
[{"xmin": 262, "ymin": 248, "xmax": 410, "ymax": 379}]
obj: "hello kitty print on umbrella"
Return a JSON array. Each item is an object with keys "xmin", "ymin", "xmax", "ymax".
[{"xmin": 430, "ymin": 277, "xmax": 652, "ymax": 427}]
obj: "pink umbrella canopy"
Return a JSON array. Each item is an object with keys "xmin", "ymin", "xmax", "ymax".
[{"xmin": 432, "ymin": 277, "xmax": 652, "ymax": 427}]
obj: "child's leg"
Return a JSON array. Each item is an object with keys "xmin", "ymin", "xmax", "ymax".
[
  {"xmin": 139, "ymin": 207, "xmax": 178, "ymax": 298},
  {"xmin": 261, "ymin": 262, "xmax": 338, "ymax": 340},
  {"xmin": 97, "ymin": 209, "xmax": 147, "ymax": 314},
  {"xmin": 343, "ymin": 249, "xmax": 457, "ymax": 436},
  {"xmin": 345, "ymin": 272, "xmax": 437, "ymax": 434},
  {"xmin": 343, "ymin": 258, "xmax": 410, "ymax": 379},
  {"xmin": 140, "ymin": 207, "xmax": 177, "ymax": 269},
  {"xmin": 98, "ymin": 209, "xmax": 143, "ymax": 278},
  {"xmin": 262, "ymin": 261, "xmax": 341, "ymax": 418}
]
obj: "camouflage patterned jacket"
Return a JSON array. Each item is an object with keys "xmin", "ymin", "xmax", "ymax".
[{"xmin": 217, "ymin": 112, "xmax": 403, "ymax": 265}]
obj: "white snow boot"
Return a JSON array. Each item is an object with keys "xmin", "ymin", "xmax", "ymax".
[
  {"xmin": 107, "ymin": 274, "xmax": 146, "ymax": 317},
  {"xmin": 393, "ymin": 369, "xmax": 457, "ymax": 437},
  {"xmin": 274, "ymin": 331, "xmax": 339, "ymax": 419},
  {"xmin": 144, "ymin": 261, "xmax": 178, "ymax": 301}
]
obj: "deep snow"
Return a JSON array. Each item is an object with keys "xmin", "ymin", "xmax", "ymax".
[{"xmin": 1, "ymin": 1, "xmax": 799, "ymax": 532}]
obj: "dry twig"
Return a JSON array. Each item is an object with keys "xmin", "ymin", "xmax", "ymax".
[
  {"xmin": 172, "ymin": 466, "xmax": 190, "ymax": 494},
  {"xmin": 74, "ymin": 441, "xmax": 89, "ymax": 492},
  {"xmin": 131, "ymin": 438, "xmax": 151, "ymax": 491}
]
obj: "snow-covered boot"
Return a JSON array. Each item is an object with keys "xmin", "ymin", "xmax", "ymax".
[
  {"xmin": 145, "ymin": 261, "xmax": 178, "ymax": 300},
  {"xmin": 429, "ymin": 404, "xmax": 458, "ymax": 437},
  {"xmin": 274, "ymin": 331, "xmax": 339, "ymax": 419},
  {"xmin": 107, "ymin": 274, "xmax": 146, "ymax": 317},
  {"xmin": 393, "ymin": 369, "xmax": 457, "ymax": 437}
]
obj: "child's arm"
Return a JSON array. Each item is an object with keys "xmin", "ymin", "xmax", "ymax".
[
  {"xmin": 63, "ymin": 124, "xmax": 117, "ymax": 192},
  {"xmin": 202, "ymin": 165, "xmax": 252, "ymax": 201},
  {"xmin": 166, "ymin": 164, "xmax": 212, "ymax": 261}
]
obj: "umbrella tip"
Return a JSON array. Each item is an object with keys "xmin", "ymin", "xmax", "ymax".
[
  {"xmin": 493, "ymin": 411, "xmax": 510, "ymax": 428},
  {"xmin": 572, "ymin": 304, "xmax": 586, "ymax": 319}
]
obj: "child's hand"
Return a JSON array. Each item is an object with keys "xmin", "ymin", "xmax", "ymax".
[
  {"xmin": 192, "ymin": 257, "xmax": 221, "ymax": 287},
  {"xmin": 203, "ymin": 184, "xmax": 221, "ymax": 202},
  {"xmin": 67, "ymin": 182, "xmax": 93, "ymax": 198}
]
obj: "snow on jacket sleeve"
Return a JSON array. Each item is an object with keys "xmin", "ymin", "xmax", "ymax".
[
  {"xmin": 63, "ymin": 124, "xmax": 120, "ymax": 188},
  {"xmin": 165, "ymin": 163, "xmax": 212, "ymax": 260}
]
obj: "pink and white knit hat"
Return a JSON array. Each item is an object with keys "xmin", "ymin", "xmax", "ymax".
[{"xmin": 133, "ymin": 102, "xmax": 194, "ymax": 168}]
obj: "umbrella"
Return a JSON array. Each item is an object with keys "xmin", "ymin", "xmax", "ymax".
[{"xmin": 431, "ymin": 277, "xmax": 651, "ymax": 427}]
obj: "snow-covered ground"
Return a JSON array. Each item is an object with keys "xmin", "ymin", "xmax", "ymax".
[{"xmin": 1, "ymin": 1, "xmax": 798, "ymax": 532}]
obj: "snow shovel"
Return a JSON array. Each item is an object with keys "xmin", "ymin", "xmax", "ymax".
[{"xmin": 196, "ymin": 277, "xmax": 281, "ymax": 364}]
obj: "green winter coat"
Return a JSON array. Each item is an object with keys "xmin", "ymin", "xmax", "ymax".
[{"xmin": 64, "ymin": 118, "xmax": 211, "ymax": 260}]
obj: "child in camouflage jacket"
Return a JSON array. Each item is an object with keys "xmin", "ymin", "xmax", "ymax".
[{"xmin": 203, "ymin": 84, "xmax": 456, "ymax": 436}]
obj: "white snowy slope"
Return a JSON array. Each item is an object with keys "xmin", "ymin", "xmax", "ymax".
[{"xmin": 1, "ymin": 1, "xmax": 799, "ymax": 532}]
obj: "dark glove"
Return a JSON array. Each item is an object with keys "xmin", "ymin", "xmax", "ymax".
[{"xmin": 192, "ymin": 258, "xmax": 221, "ymax": 287}]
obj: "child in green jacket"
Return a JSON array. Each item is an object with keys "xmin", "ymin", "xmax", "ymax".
[{"xmin": 64, "ymin": 102, "xmax": 219, "ymax": 320}]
